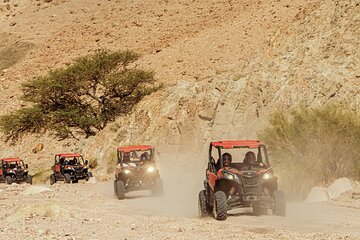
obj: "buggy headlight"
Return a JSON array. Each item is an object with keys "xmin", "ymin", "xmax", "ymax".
[
  {"xmin": 146, "ymin": 166, "xmax": 155, "ymax": 173},
  {"xmin": 124, "ymin": 169, "xmax": 131, "ymax": 174},
  {"xmin": 147, "ymin": 166, "xmax": 155, "ymax": 173},
  {"xmin": 263, "ymin": 173, "xmax": 273, "ymax": 180},
  {"xmin": 223, "ymin": 172, "xmax": 238, "ymax": 180}
]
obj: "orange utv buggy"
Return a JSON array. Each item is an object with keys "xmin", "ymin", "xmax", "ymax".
[
  {"xmin": 50, "ymin": 153, "xmax": 93, "ymax": 184},
  {"xmin": 114, "ymin": 145, "xmax": 163, "ymax": 199},
  {"xmin": 198, "ymin": 140, "xmax": 286, "ymax": 220},
  {"xmin": 0, "ymin": 158, "xmax": 32, "ymax": 184}
]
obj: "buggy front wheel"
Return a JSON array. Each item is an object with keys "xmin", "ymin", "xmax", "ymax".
[
  {"xmin": 116, "ymin": 180, "xmax": 126, "ymax": 200},
  {"xmin": 26, "ymin": 175, "xmax": 33, "ymax": 185},
  {"xmin": 198, "ymin": 190, "xmax": 211, "ymax": 217},
  {"xmin": 64, "ymin": 173, "xmax": 71, "ymax": 184},
  {"xmin": 213, "ymin": 191, "xmax": 227, "ymax": 220},
  {"xmin": 50, "ymin": 174, "xmax": 56, "ymax": 185},
  {"xmin": 5, "ymin": 176, "xmax": 13, "ymax": 185}
]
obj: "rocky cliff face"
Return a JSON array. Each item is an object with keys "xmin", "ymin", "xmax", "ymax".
[{"xmin": 83, "ymin": 0, "xmax": 359, "ymax": 178}]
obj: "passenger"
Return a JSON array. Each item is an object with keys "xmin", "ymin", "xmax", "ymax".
[
  {"xmin": 243, "ymin": 151, "xmax": 256, "ymax": 166},
  {"xmin": 243, "ymin": 151, "xmax": 265, "ymax": 169},
  {"xmin": 140, "ymin": 152, "xmax": 150, "ymax": 161}
]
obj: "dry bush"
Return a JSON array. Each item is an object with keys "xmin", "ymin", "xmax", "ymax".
[
  {"xmin": 260, "ymin": 104, "xmax": 360, "ymax": 199},
  {"xmin": 32, "ymin": 168, "xmax": 52, "ymax": 184},
  {"xmin": 106, "ymin": 151, "xmax": 117, "ymax": 174}
]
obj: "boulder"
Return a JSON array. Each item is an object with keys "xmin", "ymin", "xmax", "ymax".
[
  {"xmin": 32, "ymin": 143, "xmax": 44, "ymax": 153},
  {"xmin": 327, "ymin": 178, "xmax": 352, "ymax": 200},
  {"xmin": 6, "ymin": 203, "xmax": 71, "ymax": 222},
  {"xmin": 306, "ymin": 187, "xmax": 329, "ymax": 203},
  {"xmin": 21, "ymin": 185, "xmax": 52, "ymax": 195}
]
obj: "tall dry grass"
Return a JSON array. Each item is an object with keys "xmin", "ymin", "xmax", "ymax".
[{"xmin": 260, "ymin": 104, "xmax": 360, "ymax": 199}]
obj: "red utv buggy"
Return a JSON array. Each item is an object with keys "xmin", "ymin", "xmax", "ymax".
[
  {"xmin": 198, "ymin": 140, "xmax": 286, "ymax": 220},
  {"xmin": 50, "ymin": 153, "xmax": 93, "ymax": 185},
  {"xmin": 0, "ymin": 158, "xmax": 32, "ymax": 184},
  {"xmin": 114, "ymin": 145, "xmax": 163, "ymax": 199}
]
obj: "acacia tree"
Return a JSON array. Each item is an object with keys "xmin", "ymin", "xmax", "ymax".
[{"xmin": 0, "ymin": 49, "xmax": 161, "ymax": 141}]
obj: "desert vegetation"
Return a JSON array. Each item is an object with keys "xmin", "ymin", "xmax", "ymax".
[
  {"xmin": 260, "ymin": 104, "xmax": 360, "ymax": 199},
  {"xmin": 0, "ymin": 49, "xmax": 161, "ymax": 141}
]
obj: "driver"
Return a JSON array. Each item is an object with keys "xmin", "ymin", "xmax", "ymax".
[
  {"xmin": 59, "ymin": 157, "xmax": 65, "ymax": 166},
  {"xmin": 243, "ymin": 151, "xmax": 256, "ymax": 165},
  {"xmin": 222, "ymin": 153, "xmax": 232, "ymax": 168},
  {"xmin": 243, "ymin": 151, "xmax": 265, "ymax": 169},
  {"xmin": 123, "ymin": 152, "xmax": 130, "ymax": 163}
]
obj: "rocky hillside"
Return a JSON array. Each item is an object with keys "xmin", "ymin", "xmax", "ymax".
[
  {"xmin": 84, "ymin": 0, "xmax": 359, "ymax": 176},
  {"xmin": 0, "ymin": 0, "xmax": 359, "ymax": 183}
]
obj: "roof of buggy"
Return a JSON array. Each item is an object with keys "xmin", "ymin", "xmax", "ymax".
[
  {"xmin": 55, "ymin": 153, "xmax": 82, "ymax": 158},
  {"xmin": 117, "ymin": 145, "xmax": 154, "ymax": 153},
  {"xmin": 211, "ymin": 140, "xmax": 262, "ymax": 149},
  {"xmin": 1, "ymin": 157, "xmax": 22, "ymax": 162}
]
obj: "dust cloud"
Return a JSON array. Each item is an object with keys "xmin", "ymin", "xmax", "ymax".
[{"xmin": 109, "ymin": 151, "xmax": 207, "ymax": 218}]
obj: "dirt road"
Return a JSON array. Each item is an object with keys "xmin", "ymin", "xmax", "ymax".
[{"xmin": 0, "ymin": 180, "xmax": 359, "ymax": 240}]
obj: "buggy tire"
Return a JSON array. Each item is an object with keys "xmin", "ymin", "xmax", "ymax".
[
  {"xmin": 50, "ymin": 174, "xmax": 56, "ymax": 185},
  {"xmin": 213, "ymin": 191, "xmax": 227, "ymax": 220},
  {"xmin": 116, "ymin": 180, "xmax": 126, "ymax": 200},
  {"xmin": 198, "ymin": 190, "xmax": 210, "ymax": 217},
  {"xmin": 64, "ymin": 173, "xmax": 71, "ymax": 184},
  {"xmin": 72, "ymin": 179, "xmax": 78, "ymax": 183},
  {"xmin": 151, "ymin": 178, "xmax": 164, "ymax": 197},
  {"xmin": 273, "ymin": 190, "xmax": 286, "ymax": 216},
  {"xmin": 5, "ymin": 176, "xmax": 13, "ymax": 185},
  {"xmin": 114, "ymin": 179, "xmax": 118, "ymax": 195},
  {"xmin": 26, "ymin": 175, "xmax": 33, "ymax": 185},
  {"xmin": 253, "ymin": 203, "xmax": 267, "ymax": 216},
  {"xmin": 87, "ymin": 172, "xmax": 93, "ymax": 178}
]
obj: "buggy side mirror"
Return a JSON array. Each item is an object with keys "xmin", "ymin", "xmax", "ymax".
[
  {"xmin": 85, "ymin": 160, "xmax": 89, "ymax": 165},
  {"xmin": 25, "ymin": 164, "xmax": 28, "ymax": 168}
]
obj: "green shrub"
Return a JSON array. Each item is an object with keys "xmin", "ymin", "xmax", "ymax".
[
  {"xmin": 0, "ymin": 49, "xmax": 161, "ymax": 141},
  {"xmin": 260, "ymin": 104, "xmax": 360, "ymax": 199}
]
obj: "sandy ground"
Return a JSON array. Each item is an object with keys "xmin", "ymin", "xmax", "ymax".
[{"xmin": 0, "ymin": 180, "xmax": 359, "ymax": 240}]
